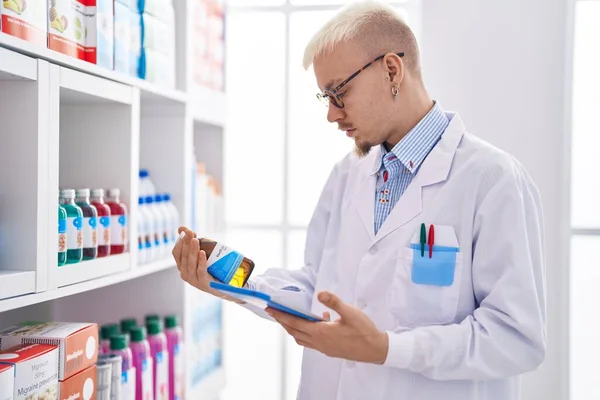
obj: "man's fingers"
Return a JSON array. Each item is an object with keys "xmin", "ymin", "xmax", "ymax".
[
  {"xmin": 318, "ymin": 291, "xmax": 352, "ymax": 319},
  {"xmin": 196, "ymin": 250, "xmax": 208, "ymax": 282},
  {"xmin": 186, "ymin": 238, "xmax": 200, "ymax": 280},
  {"xmin": 280, "ymin": 322, "xmax": 312, "ymax": 344}
]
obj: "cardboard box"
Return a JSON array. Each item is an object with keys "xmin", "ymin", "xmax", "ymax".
[
  {"xmin": 0, "ymin": 363, "xmax": 14, "ymax": 400},
  {"xmin": 129, "ymin": 10, "xmax": 141, "ymax": 78},
  {"xmin": 113, "ymin": 0, "xmax": 130, "ymax": 74},
  {"xmin": 91, "ymin": 0, "xmax": 114, "ymax": 68},
  {"xmin": 0, "ymin": 0, "xmax": 47, "ymax": 46},
  {"xmin": 0, "ymin": 344, "xmax": 59, "ymax": 400},
  {"xmin": 0, "ymin": 322, "xmax": 98, "ymax": 380},
  {"xmin": 47, "ymin": 0, "xmax": 95, "ymax": 61},
  {"xmin": 59, "ymin": 364, "xmax": 96, "ymax": 400}
]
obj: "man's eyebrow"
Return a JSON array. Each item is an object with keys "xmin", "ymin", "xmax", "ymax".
[{"xmin": 323, "ymin": 78, "xmax": 342, "ymax": 90}]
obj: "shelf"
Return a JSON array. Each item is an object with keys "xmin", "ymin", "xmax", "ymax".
[
  {"xmin": 192, "ymin": 86, "xmax": 227, "ymax": 128},
  {"xmin": 0, "ymin": 46, "xmax": 36, "ymax": 81},
  {"xmin": 187, "ymin": 366, "xmax": 226, "ymax": 400},
  {"xmin": 0, "ymin": 271, "xmax": 36, "ymax": 301},
  {"xmin": 0, "ymin": 33, "xmax": 187, "ymax": 105},
  {"xmin": 59, "ymin": 67, "xmax": 133, "ymax": 105},
  {"xmin": 56, "ymin": 253, "xmax": 131, "ymax": 288},
  {"xmin": 0, "ymin": 258, "xmax": 176, "ymax": 313}
]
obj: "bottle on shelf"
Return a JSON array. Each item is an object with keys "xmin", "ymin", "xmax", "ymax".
[
  {"xmin": 154, "ymin": 194, "xmax": 170, "ymax": 250},
  {"xmin": 59, "ymin": 189, "xmax": 83, "ymax": 264},
  {"xmin": 91, "ymin": 189, "xmax": 112, "ymax": 258},
  {"xmin": 139, "ymin": 169, "xmax": 156, "ymax": 198},
  {"xmin": 130, "ymin": 326, "xmax": 153, "ymax": 400},
  {"xmin": 138, "ymin": 197, "xmax": 148, "ymax": 265},
  {"xmin": 139, "ymin": 196, "xmax": 157, "ymax": 262},
  {"xmin": 100, "ymin": 323, "xmax": 120, "ymax": 355},
  {"xmin": 163, "ymin": 193, "xmax": 179, "ymax": 245},
  {"xmin": 146, "ymin": 195, "xmax": 165, "ymax": 259},
  {"xmin": 75, "ymin": 189, "xmax": 99, "ymax": 261},
  {"xmin": 147, "ymin": 319, "xmax": 169, "ymax": 400},
  {"xmin": 106, "ymin": 188, "xmax": 128, "ymax": 254},
  {"xmin": 58, "ymin": 203, "xmax": 67, "ymax": 266},
  {"xmin": 199, "ymin": 238, "xmax": 255, "ymax": 288},
  {"xmin": 165, "ymin": 314, "xmax": 184, "ymax": 400},
  {"xmin": 108, "ymin": 334, "xmax": 134, "ymax": 396}
]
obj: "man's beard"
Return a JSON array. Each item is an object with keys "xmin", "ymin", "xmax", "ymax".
[{"xmin": 354, "ymin": 138, "xmax": 372, "ymax": 158}]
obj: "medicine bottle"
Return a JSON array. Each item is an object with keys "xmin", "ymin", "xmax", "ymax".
[
  {"xmin": 59, "ymin": 189, "xmax": 83, "ymax": 264},
  {"xmin": 106, "ymin": 188, "xmax": 128, "ymax": 254},
  {"xmin": 58, "ymin": 203, "xmax": 67, "ymax": 266},
  {"xmin": 90, "ymin": 189, "xmax": 112, "ymax": 258},
  {"xmin": 75, "ymin": 188, "xmax": 99, "ymax": 260},
  {"xmin": 199, "ymin": 238, "xmax": 255, "ymax": 287}
]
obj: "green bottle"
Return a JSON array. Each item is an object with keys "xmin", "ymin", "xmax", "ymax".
[
  {"xmin": 58, "ymin": 203, "xmax": 67, "ymax": 266},
  {"xmin": 59, "ymin": 189, "xmax": 83, "ymax": 264}
]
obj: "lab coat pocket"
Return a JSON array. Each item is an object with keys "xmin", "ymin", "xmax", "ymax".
[{"xmin": 389, "ymin": 245, "xmax": 463, "ymax": 327}]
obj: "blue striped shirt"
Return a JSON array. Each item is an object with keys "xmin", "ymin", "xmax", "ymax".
[{"xmin": 374, "ymin": 102, "xmax": 449, "ymax": 234}]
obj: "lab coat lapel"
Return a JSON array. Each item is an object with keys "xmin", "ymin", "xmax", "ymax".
[
  {"xmin": 349, "ymin": 147, "xmax": 381, "ymax": 241},
  {"xmin": 373, "ymin": 113, "xmax": 466, "ymax": 244}
]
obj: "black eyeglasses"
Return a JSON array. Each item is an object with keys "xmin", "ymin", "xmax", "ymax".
[{"xmin": 316, "ymin": 52, "xmax": 404, "ymax": 109}]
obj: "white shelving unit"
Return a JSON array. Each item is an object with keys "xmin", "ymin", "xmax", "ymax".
[{"xmin": 0, "ymin": 1, "xmax": 226, "ymax": 397}]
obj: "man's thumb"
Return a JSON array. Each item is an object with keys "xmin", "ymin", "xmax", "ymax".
[{"xmin": 318, "ymin": 291, "xmax": 347, "ymax": 315}]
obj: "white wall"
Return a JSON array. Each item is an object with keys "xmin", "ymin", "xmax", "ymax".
[{"xmin": 420, "ymin": 1, "xmax": 569, "ymax": 399}]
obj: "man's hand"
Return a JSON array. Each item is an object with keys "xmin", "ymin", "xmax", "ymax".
[
  {"xmin": 266, "ymin": 291, "xmax": 389, "ymax": 364},
  {"xmin": 171, "ymin": 226, "xmax": 245, "ymax": 304}
]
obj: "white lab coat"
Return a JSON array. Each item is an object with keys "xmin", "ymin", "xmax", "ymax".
[{"xmin": 243, "ymin": 112, "xmax": 546, "ymax": 400}]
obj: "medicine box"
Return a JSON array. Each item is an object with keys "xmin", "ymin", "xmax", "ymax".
[
  {"xmin": 59, "ymin": 364, "xmax": 97, "ymax": 400},
  {"xmin": 47, "ymin": 0, "xmax": 93, "ymax": 61},
  {"xmin": 0, "ymin": 344, "xmax": 59, "ymax": 400},
  {"xmin": 0, "ymin": 322, "xmax": 99, "ymax": 380},
  {"xmin": 0, "ymin": 363, "xmax": 14, "ymax": 400},
  {"xmin": 91, "ymin": 0, "xmax": 114, "ymax": 68},
  {"xmin": 113, "ymin": 0, "xmax": 130, "ymax": 74},
  {"xmin": 0, "ymin": 0, "xmax": 47, "ymax": 46}
]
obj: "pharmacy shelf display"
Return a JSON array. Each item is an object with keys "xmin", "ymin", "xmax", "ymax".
[{"xmin": 0, "ymin": 1, "xmax": 227, "ymax": 398}]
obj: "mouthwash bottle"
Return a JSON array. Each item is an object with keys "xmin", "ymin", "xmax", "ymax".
[
  {"xmin": 75, "ymin": 189, "xmax": 99, "ymax": 260},
  {"xmin": 199, "ymin": 238, "xmax": 255, "ymax": 288},
  {"xmin": 59, "ymin": 189, "xmax": 83, "ymax": 264},
  {"xmin": 91, "ymin": 189, "xmax": 112, "ymax": 258},
  {"xmin": 106, "ymin": 188, "xmax": 128, "ymax": 255},
  {"xmin": 58, "ymin": 204, "xmax": 67, "ymax": 266}
]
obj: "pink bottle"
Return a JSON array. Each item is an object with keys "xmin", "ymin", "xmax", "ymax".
[
  {"xmin": 130, "ymin": 326, "xmax": 154, "ymax": 400},
  {"xmin": 100, "ymin": 323, "xmax": 119, "ymax": 355},
  {"xmin": 164, "ymin": 315, "xmax": 183, "ymax": 400},
  {"xmin": 147, "ymin": 320, "xmax": 169, "ymax": 400},
  {"xmin": 110, "ymin": 334, "xmax": 135, "ymax": 400}
]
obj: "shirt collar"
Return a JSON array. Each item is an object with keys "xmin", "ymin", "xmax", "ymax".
[{"xmin": 370, "ymin": 101, "xmax": 449, "ymax": 175}]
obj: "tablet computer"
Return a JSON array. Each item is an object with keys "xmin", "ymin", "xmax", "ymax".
[{"xmin": 209, "ymin": 281, "xmax": 324, "ymax": 322}]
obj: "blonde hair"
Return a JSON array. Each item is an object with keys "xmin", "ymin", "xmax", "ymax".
[{"xmin": 302, "ymin": 1, "xmax": 420, "ymax": 74}]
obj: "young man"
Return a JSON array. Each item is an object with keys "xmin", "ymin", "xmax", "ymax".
[{"xmin": 172, "ymin": 2, "xmax": 546, "ymax": 399}]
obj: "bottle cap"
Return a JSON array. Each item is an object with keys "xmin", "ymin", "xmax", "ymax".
[
  {"xmin": 60, "ymin": 189, "xmax": 75, "ymax": 199},
  {"xmin": 120, "ymin": 318, "xmax": 137, "ymax": 333},
  {"xmin": 147, "ymin": 319, "xmax": 163, "ymax": 335},
  {"xmin": 145, "ymin": 314, "xmax": 160, "ymax": 324},
  {"xmin": 154, "ymin": 194, "xmax": 162, "ymax": 203},
  {"xmin": 75, "ymin": 188, "xmax": 90, "ymax": 198},
  {"xmin": 145, "ymin": 196, "xmax": 154, "ymax": 204},
  {"xmin": 91, "ymin": 189, "xmax": 104, "ymax": 198},
  {"xmin": 139, "ymin": 169, "xmax": 149, "ymax": 178},
  {"xmin": 100, "ymin": 323, "xmax": 119, "ymax": 340},
  {"xmin": 110, "ymin": 334, "xmax": 129, "ymax": 351},
  {"xmin": 165, "ymin": 315, "xmax": 179, "ymax": 329},
  {"xmin": 138, "ymin": 197, "xmax": 145, "ymax": 205},
  {"xmin": 107, "ymin": 188, "xmax": 120, "ymax": 198},
  {"xmin": 130, "ymin": 326, "xmax": 147, "ymax": 342}
]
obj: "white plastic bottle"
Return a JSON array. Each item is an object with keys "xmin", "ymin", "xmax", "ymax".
[
  {"xmin": 145, "ymin": 196, "xmax": 164, "ymax": 259},
  {"xmin": 137, "ymin": 196, "xmax": 147, "ymax": 264},
  {"xmin": 140, "ymin": 196, "xmax": 156, "ymax": 262},
  {"xmin": 163, "ymin": 193, "xmax": 179, "ymax": 244},
  {"xmin": 154, "ymin": 194, "xmax": 171, "ymax": 247},
  {"xmin": 150, "ymin": 194, "xmax": 168, "ymax": 257},
  {"xmin": 139, "ymin": 169, "xmax": 156, "ymax": 198}
]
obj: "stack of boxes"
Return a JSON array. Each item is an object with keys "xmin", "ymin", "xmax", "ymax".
[
  {"xmin": 0, "ymin": 322, "xmax": 99, "ymax": 400},
  {"xmin": 0, "ymin": 0, "xmax": 48, "ymax": 46},
  {"xmin": 191, "ymin": 0, "xmax": 224, "ymax": 92}
]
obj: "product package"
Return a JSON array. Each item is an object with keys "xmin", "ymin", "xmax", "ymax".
[
  {"xmin": 0, "ymin": 344, "xmax": 59, "ymax": 400},
  {"xmin": 0, "ymin": 363, "xmax": 14, "ymax": 400},
  {"xmin": 47, "ymin": 0, "xmax": 95, "ymax": 61},
  {"xmin": 59, "ymin": 364, "xmax": 97, "ymax": 400},
  {"xmin": 113, "ymin": 0, "xmax": 131, "ymax": 74},
  {"xmin": 129, "ymin": 10, "xmax": 141, "ymax": 78},
  {"xmin": 0, "ymin": 322, "xmax": 99, "ymax": 380},
  {"xmin": 1, "ymin": 0, "xmax": 47, "ymax": 46},
  {"xmin": 91, "ymin": 0, "xmax": 114, "ymax": 68}
]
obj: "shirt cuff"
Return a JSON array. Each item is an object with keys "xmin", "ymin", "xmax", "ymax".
[{"xmin": 382, "ymin": 330, "xmax": 415, "ymax": 369}]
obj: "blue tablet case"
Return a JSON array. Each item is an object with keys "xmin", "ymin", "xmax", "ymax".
[{"xmin": 209, "ymin": 281, "xmax": 324, "ymax": 322}]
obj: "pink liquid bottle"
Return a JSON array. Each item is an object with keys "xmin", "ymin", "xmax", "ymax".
[
  {"xmin": 130, "ymin": 326, "xmax": 154, "ymax": 400},
  {"xmin": 106, "ymin": 188, "xmax": 128, "ymax": 254},
  {"xmin": 100, "ymin": 323, "xmax": 119, "ymax": 354},
  {"xmin": 109, "ymin": 334, "xmax": 135, "ymax": 399},
  {"xmin": 164, "ymin": 315, "xmax": 183, "ymax": 400},
  {"xmin": 147, "ymin": 320, "xmax": 169, "ymax": 400}
]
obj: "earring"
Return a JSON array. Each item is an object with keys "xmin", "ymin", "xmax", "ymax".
[{"xmin": 391, "ymin": 85, "xmax": 399, "ymax": 98}]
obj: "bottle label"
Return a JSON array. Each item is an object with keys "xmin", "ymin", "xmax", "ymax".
[
  {"xmin": 58, "ymin": 219, "xmax": 67, "ymax": 253},
  {"xmin": 142, "ymin": 357, "xmax": 153, "ymax": 400},
  {"xmin": 83, "ymin": 216, "xmax": 98, "ymax": 248},
  {"xmin": 122, "ymin": 367, "xmax": 136, "ymax": 400},
  {"xmin": 206, "ymin": 242, "xmax": 245, "ymax": 284},
  {"xmin": 155, "ymin": 350, "xmax": 169, "ymax": 400},
  {"xmin": 111, "ymin": 214, "xmax": 127, "ymax": 245},
  {"xmin": 67, "ymin": 216, "xmax": 83, "ymax": 250},
  {"xmin": 99, "ymin": 216, "xmax": 111, "ymax": 246},
  {"xmin": 174, "ymin": 343, "xmax": 183, "ymax": 399}
]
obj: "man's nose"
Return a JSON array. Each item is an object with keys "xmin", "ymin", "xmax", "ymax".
[{"xmin": 327, "ymin": 104, "xmax": 345, "ymax": 123}]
